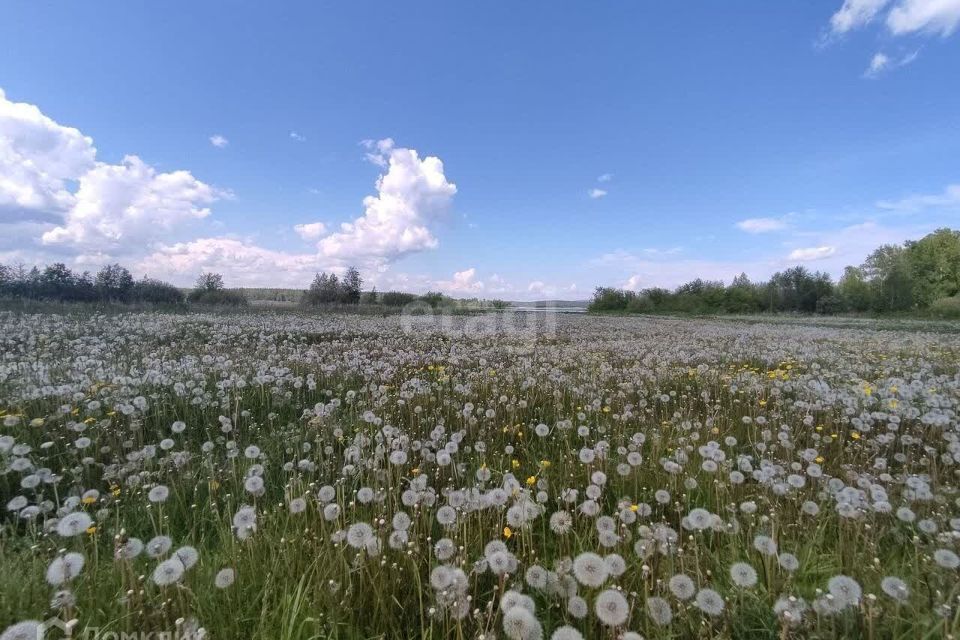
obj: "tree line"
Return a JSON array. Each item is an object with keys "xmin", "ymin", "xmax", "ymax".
[
  {"xmin": 589, "ymin": 228, "xmax": 960, "ymax": 317},
  {"xmin": 0, "ymin": 261, "xmax": 512, "ymax": 311},
  {"xmin": 0, "ymin": 262, "xmax": 251, "ymax": 307},
  {"xmin": 301, "ymin": 267, "xmax": 510, "ymax": 309}
]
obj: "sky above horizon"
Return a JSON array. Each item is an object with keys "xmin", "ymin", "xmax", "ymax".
[{"xmin": 1, "ymin": 1, "xmax": 959, "ymax": 300}]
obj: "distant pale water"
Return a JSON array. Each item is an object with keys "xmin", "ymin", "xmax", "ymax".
[{"xmin": 510, "ymin": 306, "xmax": 587, "ymax": 313}]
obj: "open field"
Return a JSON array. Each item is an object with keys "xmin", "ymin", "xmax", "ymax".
[{"xmin": 1, "ymin": 310, "xmax": 959, "ymax": 640}]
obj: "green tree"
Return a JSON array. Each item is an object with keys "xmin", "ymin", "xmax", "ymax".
[{"xmin": 904, "ymin": 228, "xmax": 960, "ymax": 307}]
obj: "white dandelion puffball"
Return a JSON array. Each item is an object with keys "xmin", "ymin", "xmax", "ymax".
[
  {"xmin": 152, "ymin": 557, "xmax": 185, "ymax": 586},
  {"xmin": 549, "ymin": 626, "xmax": 583, "ymax": 640},
  {"xmin": 572, "ymin": 552, "xmax": 609, "ymax": 588},
  {"xmin": 646, "ymin": 596, "xmax": 672, "ymax": 626},
  {"xmin": 148, "ymin": 485, "xmax": 170, "ymax": 503},
  {"xmin": 594, "ymin": 589, "xmax": 630, "ymax": 627},
  {"xmin": 827, "ymin": 575, "xmax": 862, "ymax": 608},
  {"xmin": 881, "ymin": 576, "xmax": 909, "ymax": 602},
  {"xmin": 56, "ymin": 511, "xmax": 93, "ymax": 537},
  {"xmin": 146, "ymin": 535, "xmax": 173, "ymax": 558},
  {"xmin": 730, "ymin": 562, "xmax": 758, "ymax": 588},
  {"xmin": 174, "ymin": 546, "xmax": 199, "ymax": 570},
  {"xmin": 502, "ymin": 606, "xmax": 542, "ymax": 640},
  {"xmin": 668, "ymin": 574, "xmax": 696, "ymax": 600},
  {"xmin": 46, "ymin": 552, "xmax": 85, "ymax": 585},
  {"xmin": 934, "ymin": 549, "xmax": 959, "ymax": 569},
  {"xmin": 0, "ymin": 621, "xmax": 43, "ymax": 640},
  {"xmin": 347, "ymin": 522, "xmax": 374, "ymax": 548},
  {"xmin": 215, "ymin": 567, "xmax": 236, "ymax": 589},
  {"xmin": 694, "ymin": 588, "xmax": 725, "ymax": 616}
]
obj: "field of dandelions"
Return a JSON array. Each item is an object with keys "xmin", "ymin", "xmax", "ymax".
[{"xmin": 2, "ymin": 310, "xmax": 959, "ymax": 640}]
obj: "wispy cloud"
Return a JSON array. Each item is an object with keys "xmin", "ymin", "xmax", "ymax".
[
  {"xmin": 735, "ymin": 216, "xmax": 790, "ymax": 233},
  {"xmin": 787, "ymin": 246, "xmax": 837, "ymax": 261},
  {"xmin": 876, "ymin": 183, "xmax": 960, "ymax": 211},
  {"xmin": 209, "ymin": 134, "xmax": 229, "ymax": 148},
  {"xmin": 589, "ymin": 188, "xmax": 608, "ymax": 199}
]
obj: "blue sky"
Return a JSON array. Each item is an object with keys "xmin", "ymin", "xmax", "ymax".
[{"xmin": 1, "ymin": 1, "xmax": 959, "ymax": 298}]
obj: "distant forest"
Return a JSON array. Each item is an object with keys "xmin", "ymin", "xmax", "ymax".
[
  {"xmin": 0, "ymin": 262, "xmax": 509, "ymax": 310},
  {"xmin": 589, "ymin": 228, "xmax": 960, "ymax": 317}
]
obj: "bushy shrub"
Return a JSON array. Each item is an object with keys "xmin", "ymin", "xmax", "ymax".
[
  {"xmin": 381, "ymin": 291, "xmax": 418, "ymax": 307},
  {"xmin": 187, "ymin": 288, "xmax": 248, "ymax": 307},
  {"xmin": 930, "ymin": 296, "xmax": 960, "ymax": 319}
]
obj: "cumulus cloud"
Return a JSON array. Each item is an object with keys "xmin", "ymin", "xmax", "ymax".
[
  {"xmin": 0, "ymin": 88, "xmax": 222, "ymax": 257},
  {"xmin": 293, "ymin": 221, "xmax": 327, "ymax": 240},
  {"xmin": 876, "ymin": 183, "xmax": 960, "ymax": 211},
  {"xmin": 435, "ymin": 267, "xmax": 485, "ymax": 293},
  {"xmin": 0, "ymin": 88, "xmax": 96, "ymax": 222},
  {"xmin": 41, "ymin": 156, "xmax": 218, "ymax": 253},
  {"xmin": 623, "ymin": 274, "xmax": 643, "ymax": 291},
  {"xmin": 787, "ymin": 246, "xmax": 837, "ymax": 261},
  {"xmin": 828, "ymin": 0, "xmax": 960, "ymax": 37},
  {"xmin": 289, "ymin": 131, "xmax": 306, "ymax": 142},
  {"xmin": 589, "ymin": 188, "xmax": 608, "ymax": 199},
  {"xmin": 135, "ymin": 237, "xmax": 329, "ymax": 288},
  {"xmin": 887, "ymin": 0, "xmax": 960, "ymax": 34},
  {"xmin": 209, "ymin": 135, "xmax": 229, "ymax": 148},
  {"xmin": 735, "ymin": 216, "xmax": 790, "ymax": 233},
  {"xmin": 318, "ymin": 138, "xmax": 456, "ymax": 263}
]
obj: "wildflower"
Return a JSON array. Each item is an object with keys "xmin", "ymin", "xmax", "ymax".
[
  {"xmin": 572, "ymin": 552, "xmax": 609, "ymax": 588},
  {"xmin": 549, "ymin": 626, "xmax": 583, "ymax": 640},
  {"xmin": 827, "ymin": 575, "xmax": 862, "ymax": 608},
  {"xmin": 502, "ymin": 606, "xmax": 542, "ymax": 640},
  {"xmin": 694, "ymin": 588, "xmax": 725, "ymax": 616},
  {"xmin": 148, "ymin": 485, "xmax": 170, "ymax": 503},
  {"xmin": 215, "ymin": 568, "xmax": 236, "ymax": 589},
  {"xmin": 46, "ymin": 552, "xmax": 85, "ymax": 585},
  {"xmin": 933, "ymin": 549, "xmax": 959, "ymax": 569},
  {"xmin": 56, "ymin": 512, "xmax": 93, "ymax": 537},
  {"xmin": 668, "ymin": 574, "xmax": 696, "ymax": 600},
  {"xmin": 730, "ymin": 562, "xmax": 758, "ymax": 588},
  {"xmin": 594, "ymin": 589, "xmax": 629, "ymax": 626},
  {"xmin": 152, "ymin": 557, "xmax": 185, "ymax": 586},
  {"xmin": 0, "ymin": 621, "xmax": 43, "ymax": 640},
  {"xmin": 646, "ymin": 596, "xmax": 672, "ymax": 626},
  {"xmin": 880, "ymin": 576, "xmax": 909, "ymax": 602}
]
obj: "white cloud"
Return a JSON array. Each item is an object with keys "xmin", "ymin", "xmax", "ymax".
[
  {"xmin": 887, "ymin": 0, "xmax": 960, "ymax": 35},
  {"xmin": 289, "ymin": 131, "xmax": 306, "ymax": 142},
  {"xmin": 865, "ymin": 52, "xmax": 891, "ymax": 76},
  {"xmin": 623, "ymin": 274, "xmax": 643, "ymax": 291},
  {"xmin": 135, "ymin": 237, "xmax": 329, "ymax": 288},
  {"xmin": 0, "ymin": 88, "xmax": 96, "ymax": 221},
  {"xmin": 827, "ymin": 0, "xmax": 960, "ymax": 38},
  {"xmin": 597, "ymin": 173, "xmax": 613, "ymax": 183},
  {"xmin": 293, "ymin": 221, "xmax": 327, "ymax": 240},
  {"xmin": 735, "ymin": 216, "xmax": 789, "ymax": 233},
  {"xmin": 41, "ymin": 155, "xmax": 218, "ymax": 253},
  {"xmin": 318, "ymin": 138, "xmax": 456, "ymax": 263},
  {"xmin": 829, "ymin": 0, "xmax": 892, "ymax": 33},
  {"xmin": 876, "ymin": 183, "xmax": 960, "ymax": 211},
  {"xmin": 787, "ymin": 246, "xmax": 837, "ymax": 261},
  {"xmin": 588, "ymin": 188, "xmax": 607, "ymax": 199},
  {"xmin": 209, "ymin": 134, "xmax": 229, "ymax": 148},
  {"xmin": 435, "ymin": 267, "xmax": 485, "ymax": 293},
  {"xmin": 864, "ymin": 49, "xmax": 921, "ymax": 76}
]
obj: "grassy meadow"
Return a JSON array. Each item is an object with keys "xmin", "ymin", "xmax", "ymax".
[{"xmin": 1, "ymin": 310, "xmax": 959, "ymax": 640}]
